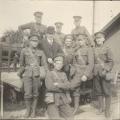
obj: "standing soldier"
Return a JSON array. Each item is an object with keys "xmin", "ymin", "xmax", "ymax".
[
  {"xmin": 18, "ymin": 11, "xmax": 47, "ymax": 47},
  {"xmin": 45, "ymin": 54, "xmax": 73, "ymax": 120},
  {"xmin": 40, "ymin": 26, "xmax": 63, "ymax": 70},
  {"xmin": 71, "ymin": 16, "xmax": 94, "ymax": 47},
  {"xmin": 54, "ymin": 22, "xmax": 65, "ymax": 48},
  {"xmin": 18, "ymin": 34, "xmax": 47, "ymax": 118},
  {"xmin": 72, "ymin": 34, "xmax": 94, "ymax": 114},
  {"xmin": 93, "ymin": 32, "xmax": 114, "ymax": 119},
  {"xmin": 63, "ymin": 34, "xmax": 75, "ymax": 80}
]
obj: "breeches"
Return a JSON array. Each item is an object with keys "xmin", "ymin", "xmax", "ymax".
[
  {"xmin": 23, "ymin": 76, "xmax": 41, "ymax": 99},
  {"xmin": 47, "ymin": 103, "xmax": 73, "ymax": 120}
]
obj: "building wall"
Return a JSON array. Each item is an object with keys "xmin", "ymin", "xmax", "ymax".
[{"xmin": 104, "ymin": 29, "xmax": 120, "ymax": 71}]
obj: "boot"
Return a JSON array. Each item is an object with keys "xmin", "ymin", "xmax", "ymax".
[
  {"xmin": 105, "ymin": 96, "xmax": 111, "ymax": 118},
  {"xmin": 24, "ymin": 98, "xmax": 32, "ymax": 118},
  {"xmin": 31, "ymin": 98, "xmax": 38, "ymax": 118},
  {"xmin": 73, "ymin": 96, "xmax": 79, "ymax": 115},
  {"xmin": 96, "ymin": 96, "xmax": 104, "ymax": 115}
]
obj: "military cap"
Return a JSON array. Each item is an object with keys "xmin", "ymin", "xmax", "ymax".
[
  {"xmin": 29, "ymin": 34, "xmax": 39, "ymax": 41},
  {"xmin": 94, "ymin": 31, "xmax": 106, "ymax": 38},
  {"xmin": 34, "ymin": 11, "xmax": 43, "ymax": 17},
  {"xmin": 54, "ymin": 22, "xmax": 63, "ymax": 26},
  {"xmin": 77, "ymin": 34, "xmax": 87, "ymax": 40},
  {"xmin": 46, "ymin": 26, "xmax": 55, "ymax": 34},
  {"xmin": 64, "ymin": 34, "xmax": 73, "ymax": 40},
  {"xmin": 73, "ymin": 16, "xmax": 82, "ymax": 21},
  {"xmin": 54, "ymin": 53, "xmax": 64, "ymax": 62}
]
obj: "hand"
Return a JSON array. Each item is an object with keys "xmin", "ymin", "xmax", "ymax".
[
  {"xmin": 53, "ymin": 82, "xmax": 59, "ymax": 86},
  {"xmin": 101, "ymin": 70, "xmax": 107, "ymax": 77},
  {"xmin": 81, "ymin": 75, "xmax": 87, "ymax": 82},
  {"xmin": 48, "ymin": 58, "xmax": 53, "ymax": 64},
  {"xmin": 17, "ymin": 72, "xmax": 22, "ymax": 79}
]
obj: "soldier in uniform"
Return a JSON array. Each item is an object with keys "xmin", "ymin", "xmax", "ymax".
[
  {"xmin": 71, "ymin": 34, "xmax": 94, "ymax": 114},
  {"xmin": 45, "ymin": 54, "xmax": 74, "ymax": 120},
  {"xmin": 18, "ymin": 11, "xmax": 47, "ymax": 47},
  {"xmin": 18, "ymin": 34, "xmax": 47, "ymax": 118},
  {"xmin": 93, "ymin": 32, "xmax": 114, "ymax": 119},
  {"xmin": 71, "ymin": 16, "xmax": 94, "ymax": 47},
  {"xmin": 40, "ymin": 26, "xmax": 63, "ymax": 70},
  {"xmin": 54, "ymin": 22, "xmax": 65, "ymax": 48},
  {"xmin": 63, "ymin": 34, "xmax": 75, "ymax": 80}
]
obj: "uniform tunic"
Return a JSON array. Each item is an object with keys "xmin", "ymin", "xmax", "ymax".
[
  {"xmin": 93, "ymin": 46, "xmax": 114, "ymax": 96},
  {"xmin": 18, "ymin": 22, "xmax": 47, "ymax": 42},
  {"xmin": 71, "ymin": 26, "xmax": 94, "ymax": 46},
  {"xmin": 19, "ymin": 47, "xmax": 47, "ymax": 99},
  {"xmin": 63, "ymin": 46, "xmax": 75, "ymax": 79},
  {"xmin": 54, "ymin": 32, "xmax": 65, "ymax": 48},
  {"xmin": 72, "ymin": 46, "xmax": 94, "ymax": 96},
  {"xmin": 45, "ymin": 70, "xmax": 73, "ymax": 119}
]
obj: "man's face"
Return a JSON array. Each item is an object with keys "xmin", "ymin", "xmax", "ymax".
[
  {"xmin": 78, "ymin": 38, "xmax": 86, "ymax": 46},
  {"xmin": 74, "ymin": 19, "xmax": 81, "ymax": 27},
  {"xmin": 30, "ymin": 36, "xmax": 38, "ymax": 48},
  {"xmin": 35, "ymin": 16, "xmax": 42, "ymax": 24},
  {"xmin": 54, "ymin": 60, "xmax": 64, "ymax": 71},
  {"xmin": 46, "ymin": 34, "xmax": 54, "ymax": 41},
  {"xmin": 23, "ymin": 29, "xmax": 30, "ymax": 36},
  {"xmin": 95, "ymin": 37, "xmax": 105, "ymax": 46},
  {"xmin": 64, "ymin": 38, "xmax": 72, "ymax": 47},
  {"xmin": 56, "ymin": 26, "xmax": 62, "ymax": 33}
]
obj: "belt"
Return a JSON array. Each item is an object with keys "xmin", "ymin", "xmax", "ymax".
[
  {"xmin": 74, "ymin": 64, "xmax": 87, "ymax": 68},
  {"xmin": 26, "ymin": 64, "xmax": 39, "ymax": 67}
]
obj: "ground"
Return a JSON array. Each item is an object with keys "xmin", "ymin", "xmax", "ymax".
[{"xmin": 3, "ymin": 84, "xmax": 120, "ymax": 120}]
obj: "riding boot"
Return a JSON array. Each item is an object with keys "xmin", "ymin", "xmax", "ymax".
[
  {"xmin": 105, "ymin": 96, "xmax": 111, "ymax": 118},
  {"xmin": 31, "ymin": 98, "xmax": 38, "ymax": 118},
  {"xmin": 24, "ymin": 98, "xmax": 32, "ymax": 118},
  {"xmin": 73, "ymin": 96, "xmax": 79, "ymax": 115}
]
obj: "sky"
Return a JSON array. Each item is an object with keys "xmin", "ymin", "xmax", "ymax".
[{"xmin": 0, "ymin": 0, "xmax": 120, "ymax": 37}]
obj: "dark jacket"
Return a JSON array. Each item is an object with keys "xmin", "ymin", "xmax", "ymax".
[
  {"xmin": 18, "ymin": 47, "xmax": 47, "ymax": 77},
  {"xmin": 45, "ymin": 70, "xmax": 70, "ymax": 106}
]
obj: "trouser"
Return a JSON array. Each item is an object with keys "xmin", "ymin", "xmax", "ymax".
[
  {"xmin": 47, "ymin": 103, "xmax": 74, "ymax": 120},
  {"xmin": 94, "ymin": 76, "xmax": 112, "ymax": 117},
  {"xmin": 94, "ymin": 76, "xmax": 112, "ymax": 96},
  {"xmin": 23, "ymin": 76, "xmax": 40, "ymax": 99}
]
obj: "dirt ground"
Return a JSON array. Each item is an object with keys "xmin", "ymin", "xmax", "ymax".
[{"xmin": 2, "ymin": 84, "xmax": 120, "ymax": 120}]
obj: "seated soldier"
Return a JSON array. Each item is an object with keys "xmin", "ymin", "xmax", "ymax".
[{"xmin": 45, "ymin": 53, "xmax": 74, "ymax": 120}]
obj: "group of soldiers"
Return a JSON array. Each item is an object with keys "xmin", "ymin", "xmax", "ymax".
[{"xmin": 17, "ymin": 11, "xmax": 114, "ymax": 120}]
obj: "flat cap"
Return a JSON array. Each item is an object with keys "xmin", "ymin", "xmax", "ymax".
[
  {"xmin": 73, "ymin": 16, "xmax": 82, "ymax": 21},
  {"xmin": 54, "ymin": 53, "xmax": 64, "ymax": 62},
  {"xmin": 34, "ymin": 11, "xmax": 43, "ymax": 17},
  {"xmin": 64, "ymin": 34, "xmax": 73, "ymax": 40},
  {"xmin": 29, "ymin": 34, "xmax": 39, "ymax": 41},
  {"xmin": 94, "ymin": 31, "xmax": 106, "ymax": 38},
  {"xmin": 46, "ymin": 26, "xmax": 55, "ymax": 34},
  {"xmin": 55, "ymin": 22, "xmax": 63, "ymax": 26}
]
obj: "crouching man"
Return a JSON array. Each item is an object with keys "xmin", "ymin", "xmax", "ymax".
[
  {"xmin": 18, "ymin": 34, "xmax": 47, "ymax": 118},
  {"xmin": 45, "ymin": 53, "xmax": 74, "ymax": 120}
]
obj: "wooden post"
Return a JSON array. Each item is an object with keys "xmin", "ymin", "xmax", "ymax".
[
  {"xmin": 8, "ymin": 44, "xmax": 11, "ymax": 72},
  {"xmin": 0, "ymin": 43, "xmax": 3, "ymax": 118}
]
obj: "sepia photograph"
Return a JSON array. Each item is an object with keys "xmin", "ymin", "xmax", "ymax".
[{"xmin": 0, "ymin": 0, "xmax": 120, "ymax": 120}]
